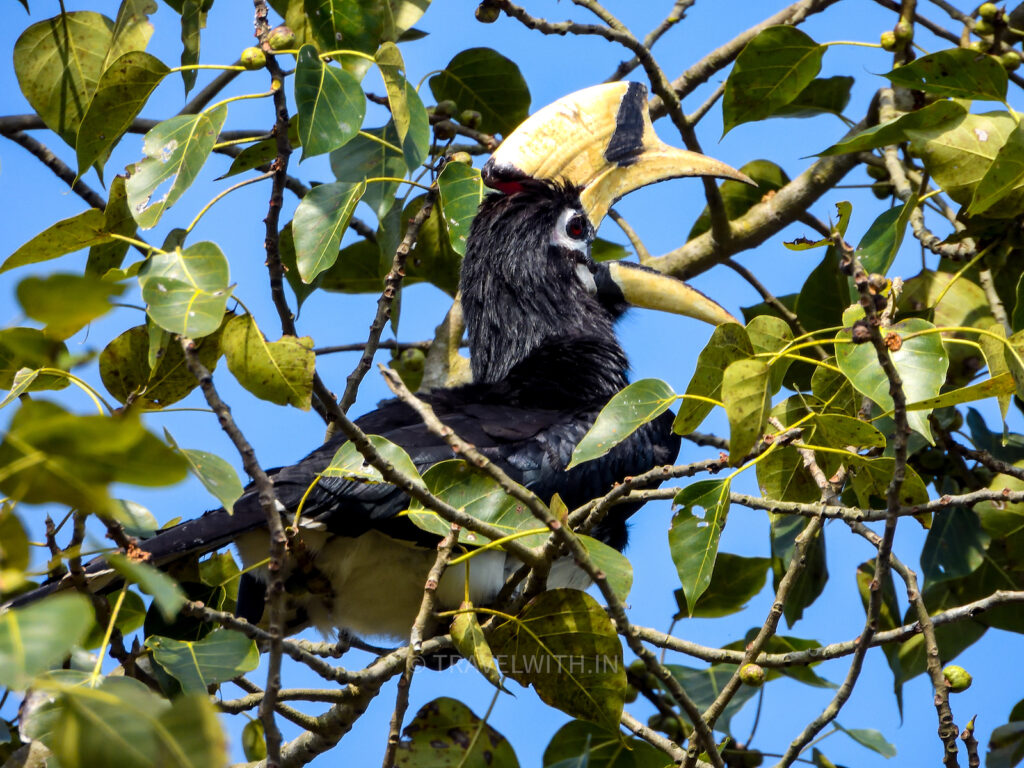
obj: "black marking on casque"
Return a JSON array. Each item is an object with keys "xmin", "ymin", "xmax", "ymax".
[{"xmin": 604, "ymin": 81, "xmax": 647, "ymax": 167}]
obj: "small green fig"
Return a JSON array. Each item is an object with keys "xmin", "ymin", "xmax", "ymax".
[
  {"xmin": 880, "ymin": 30, "xmax": 898, "ymax": 51},
  {"xmin": 240, "ymin": 47, "xmax": 267, "ymax": 70},
  {"xmin": 448, "ymin": 151, "xmax": 473, "ymax": 165},
  {"xmin": 1001, "ymin": 50, "xmax": 1021, "ymax": 70},
  {"xmin": 739, "ymin": 663, "xmax": 765, "ymax": 687},
  {"xmin": 459, "ymin": 109, "xmax": 483, "ymax": 129},
  {"xmin": 435, "ymin": 99, "xmax": 458, "ymax": 118},
  {"xmin": 434, "ymin": 121, "xmax": 457, "ymax": 141},
  {"xmin": 475, "ymin": 2, "xmax": 500, "ymax": 23},
  {"xmin": 979, "ymin": 2, "xmax": 999, "ymax": 21},
  {"xmin": 943, "ymin": 664, "xmax": 973, "ymax": 692},
  {"xmin": 266, "ymin": 25, "xmax": 296, "ymax": 51},
  {"xmin": 974, "ymin": 18, "xmax": 995, "ymax": 36}
]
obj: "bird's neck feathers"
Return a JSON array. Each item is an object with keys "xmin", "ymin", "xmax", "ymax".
[{"xmin": 461, "ymin": 185, "xmax": 630, "ymax": 405}]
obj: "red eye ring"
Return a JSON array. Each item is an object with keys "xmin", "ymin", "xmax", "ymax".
[{"xmin": 565, "ymin": 214, "xmax": 587, "ymax": 240}]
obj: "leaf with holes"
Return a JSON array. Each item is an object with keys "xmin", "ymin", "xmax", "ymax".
[
  {"xmin": 139, "ymin": 241, "xmax": 231, "ymax": 338},
  {"xmin": 295, "ymin": 45, "xmax": 366, "ymax": 160},
  {"xmin": 292, "ymin": 180, "xmax": 367, "ymax": 282},
  {"xmin": 221, "ymin": 314, "xmax": 315, "ymax": 410},
  {"xmin": 125, "ymin": 106, "xmax": 226, "ymax": 229},
  {"xmin": 670, "ymin": 479, "xmax": 731, "ymax": 614},
  {"xmin": 722, "ymin": 26, "xmax": 824, "ymax": 134}
]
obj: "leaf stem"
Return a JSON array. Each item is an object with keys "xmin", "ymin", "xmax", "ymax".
[{"xmin": 184, "ymin": 171, "xmax": 275, "ymax": 234}]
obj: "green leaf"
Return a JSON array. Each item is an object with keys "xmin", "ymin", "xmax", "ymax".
[
  {"xmin": 796, "ymin": 246, "xmax": 848, "ymax": 332},
  {"xmin": 322, "ymin": 434, "xmax": 423, "ymax": 485},
  {"xmin": 771, "ymin": 514, "xmax": 827, "ymax": 626},
  {"xmin": 988, "ymin": 716, "xmax": 1024, "ymax": 768},
  {"xmin": 757, "ymin": 446, "xmax": 819, "ymax": 503},
  {"xmin": 406, "ymin": 460, "xmax": 547, "ymax": 547},
  {"xmin": 490, "ymin": 589, "xmax": 625, "ymax": 730},
  {"xmin": 108, "ymin": 553, "xmax": 186, "ymax": 620},
  {"xmin": 689, "ymin": 159, "xmax": 790, "ymax": 240},
  {"xmin": 673, "ymin": 322, "xmax": 752, "ymax": 434},
  {"xmin": 568, "ymin": 379, "xmax": 676, "ymax": 469},
  {"xmin": 669, "ymin": 479, "xmax": 731, "ymax": 614},
  {"xmin": 810, "ymin": 413, "xmax": 885, "ymax": 450},
  {"xmin": 330, "ymin": 122, "xmax": 407, "ymax": 218},
  {"xmin": 591, "ymin": 238, "xmax": 631, "ymax": 262},
  {"xmin": 885, "ymin": 48, "xmax": 1007, "ymax": 101},
  {"xmin": 819, "ymin": 99, "xmax": 966, "ymax": 156},
  {"xmin": 292, "ymin": 180, "xmax": 367, "ymax": 282},
  {"xmin": 722, "ymin": 358, "xmax": 771, "ymax": 462},
  {"xmin": 722, "ymin": 25, "xmax": 824, "ymax": 134},
  {"xmin": 400, "ymin": 194, "xmax": 463, "ymax": 295},
  {"xmin": 969, "ymin": 122, "xmax": 1024, "ymax": 215},
  {"xmin": 221, "ymin": 314, "xmax": 315, "ymax": 410},
  {"xmin": 376, "ymin": 42, "xmax": 430, "ymax": 171},
  {"xmin": 674, "ymin": 552, "xmax": 769, "ymax": 618},
  {"xmin": 394, "ymin": 697, "xmax": 520, "ymax": 768},
  {"xmin": 725, "ymin": 631, "xmax": 836, "ymax": 689},
  {"xmin": 429, "ymin": 48, "xmax": 531, "ymax": 136},
  {"xmin": 847, "ymin": 456, "xmax": 930, "ymax": 509},
  {"xmin": 125, "ymin": 106, "xmax": 227, "ymax": 229},
  {"xmin": 76, "ymin": 51, "xmax": 169, "ymax": 178},
  {"xmin": 856, "ymin": 560, "xmax": 905, "ymax": 712},
  {"xmin": 82, "ymin": 589, "xmax": 147, "ymax": 649},
  {"xmin": 773, "ymin": 75, "xmax": 853, "ymax": 117},
  {"xmin": 909, "ymin": 110, "xmax": 1018, "ymax": 214},
  {"xmin": 165, "ymin": 430, "xmax": 244, "ymax": 513},
  {"xmin": 1007, "ymin": 330, "xmax": 1024, "ymax": 401},
  {"xmin": 304, "ymin": 0, "xmax": 385, "ymax": 56},
  {"xmin": 14, "ymin": 11, "xmax": 114, "ymax": 149},
  {"xmin": 146, "ymin": 628, "xmax": 258, "ymax": 693},
  {"xmin": 665, "ymin": 664, "xmax": 758, "ymax": 736},
  {"xmin": 221, "ymin": 118, "xmax": 300, "ymax": 179},
  {"xmin": 543, "ymin": 720, "xmax": 667, "ymax": 768},
  {"xmin": 835, "ymin": 317, "xmax": 949, "ymax": 442},
  {"xmin": 295, "ymin": 45, "xmax": 366, "ymax": 160},
  {"xmin": 103, "ymin": 0, "xmax": 156, "ymax": 71},
  {"xmin": 921, "ymin": 508, "xmax": 989, "ymax": 585},
  {"xmin": 139, "ymin": 241, "xmax": 231, "ymax": 338},
  {"xmin": 835, "ymin": 722, "xmax": 897, "ymax": 759},
  {"xmin": 450, "ymin": 605, "xmax": 505, "ymax": 691},
  {"xmin": 242, "ymin": 718, "xmax": 268, "ymax": 762},
  {"xmin": 16, "ymin": 273, "xmax": 123, "ymax": 340},
  {"xmin": 87, "ymin": 176, "xmax": 138, "ymax": 277},
  {"xmin": 0, "ymin": 504, "xmax": 30, "ymax": 572},
  {"xmin": 1014, "ymin": 273, "xmax": 1024, "ymax": 333},
  {"xmin": 578, "ymin": 535, "xmax": 633, "ymax": 602},
  {"xmin": 0, "ymin": 400, "xmax": 188, "ymax": 514},
  {"xmin": 856, "ymin": 204, "xmax": 910, "ymax": 277},
  {"xmin": 437, "ymin": 161, "xmax": 484, "ymax": 256},
  {"xmin": 905, "ymin": 372, "xmax": 1015, "ymax": 413},
  {"xmin": 0, "ymin": 594, "xmax": 93, "ymax": 689},
  {"xmin": 2, "ymin": 208, "xmax": 112, "ymax": 273},
  {"xmin": 319, "ymin": 237, "xmax": 388, "ymax": 292},
  {"xmin": 99, "ymin": 323, "xmax": 222, "ymax": 407},
  {"xmin": 178, "ymin": 0, "xmax": 203, "ymax": 94},
  {"xmin": 0, "ymin": 328, "xmax": 70, "ymax": 392}
]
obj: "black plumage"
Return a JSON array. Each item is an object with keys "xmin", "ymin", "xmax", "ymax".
[{"xmin": 7, "ymin": 179, "xmax": 681, "ymax": 639}]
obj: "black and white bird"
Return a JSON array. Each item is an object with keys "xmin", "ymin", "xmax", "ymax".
[{"xmin": 4, "ymin": 82, "xmax": 749, "ymax": 640}]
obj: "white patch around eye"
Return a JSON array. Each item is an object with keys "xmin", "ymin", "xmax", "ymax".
[{"xmin": 550, "ymin": 207, "xmax": 589, "ymax": 255}]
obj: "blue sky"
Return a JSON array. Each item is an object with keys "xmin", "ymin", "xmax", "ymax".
[{"xmin": 2, "ymin": 1, "xmax": 1021, "ymax": 765}]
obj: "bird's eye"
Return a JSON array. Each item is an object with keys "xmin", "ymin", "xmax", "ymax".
[{"xmin": 565, "ymin": 213, "xmax": 587, "ymax": 240}]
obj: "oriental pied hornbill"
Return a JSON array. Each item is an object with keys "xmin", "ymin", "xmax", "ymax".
[{"xmin": 4, "ymin": 82, "xmax": 750, "ymax": 640}]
